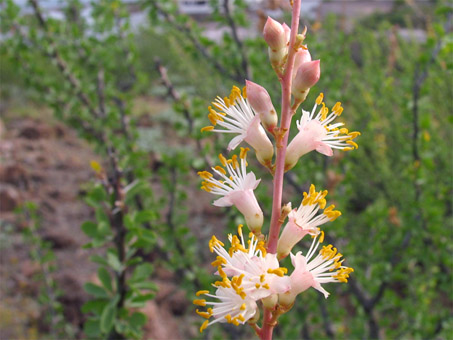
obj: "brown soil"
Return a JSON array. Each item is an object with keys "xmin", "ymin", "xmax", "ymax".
[{"xmin": 0, "ymin": 116, "xmax": 193, "ymax": 340}]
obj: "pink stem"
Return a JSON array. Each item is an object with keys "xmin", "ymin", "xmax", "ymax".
[
  {"xmin": 267, "ymin": 0, "xmax": 301, "ymax": 255},
  {"xmin": 260, "ymin": 1, "xmax": 302, "ymax": 339}
]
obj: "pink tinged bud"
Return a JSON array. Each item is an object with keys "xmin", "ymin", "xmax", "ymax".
[
  {"xmin": 263, "ymin": 17, "xmax": 287, "ymax": 51},
  {"xmin": 293, "ymin": 48, "xmax": 312, "ymax": 76},
  {"xmin": 246, "ymin": 80, "xmax": 278, "ymax": 132},
  {"xmin": 277, "ymin": 214, "xmax": 312, "ymax": 260},
  {"xmin": 282, "ymin": 23, "xmax": 291, "ymax": 45},
  {"xmin": 291, "ymin": 60, "xmax": 321, "ymax": 101},
  {"xmin": 244, "ymin": 116, "xmax": 274, "ymax": 167},
  {"xmin": 214, "ymin": 188, "xmax": 263, "ymax": 234},
  {"xmin": 285, "ymin": 119, "xmax": 332, "ymax": 171}
]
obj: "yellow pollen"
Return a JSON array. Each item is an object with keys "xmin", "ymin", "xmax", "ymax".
[
  {"xmin": 201, "ymin": 126, "xmax": 214, "ymax": 132},
  {"xmin": 239, "ymin": 147, "xmax": 250, "ymax": 160},
  {"xmin": 196, "ymin": 290, "xmax": 209, "ymax": 296},
  {"xmin": 316, "ymin": 93, "xmax": 324, "ymax": 105},
  {"xmin": 198, "ymin": 171, "xmax": 213, "ymax": 180},
  {"xmin": 199, "ymin": 320, "xmax": 209, "ymax": 333},
  {"xmin": 238, "ymin": 224, "xmax": 243, "ymax": 237},
  {"xmin": 193, "ymin": 299, "xmax": 206, "ymax": 306},
  {"xmin": 347, "ymin": 140, "xmax": 359, "ymax": 149},
  {"xmin": 319, "ymin": 231, "xmax": 325, "ymax": 243},
  {"xmin": 196, "ymin": 309, "xmax": 212, "ymax": 319},
  {"xmin": 209, "ymin": 235, "xmax": 224, "ymax": 252},
  {"xmin": 231, "ymin": 155, "xmax": 239, "ymax": 169},
  {"xmin": 218, "ymin": 154, "xmax": 228, "ymax": 167},
  {"xmin": 214, "ymin": 166, "xmax": 226, "ymax": 175}
]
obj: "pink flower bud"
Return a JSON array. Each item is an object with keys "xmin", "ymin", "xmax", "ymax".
[
  {"xmin": 291, "ymin": 60, "xmax": 321, "ymax": 101},
  {"xmin": 282, "ymin": 23, "xmax": 291, "ymax": 45},
  {"xmin": 263, "ymin": 17, "xmax": 287, "ymax": 51},
  {"xmin": 293, "ymin": 48, "xmax": 312, "ymax": 75},
  {"xmin": 246, "ymin": 80, "xmax": 278, "ymax": 132}
]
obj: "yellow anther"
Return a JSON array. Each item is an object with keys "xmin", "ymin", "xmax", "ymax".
[
  {"xmin": 214, "ymin": 166, "xmax": 226, "ymax": 175},
  {"xmin": 339, "ymin": 128, "xmax": 349, "ymax": 134},
  {"xmin": 193, "ymin": 299, "xmax": 206, "ymax": 306},
  {"xmin": 348, "ymin": 131, "xmax": 361, "ymax": 138},
  {"xmin": 334, "ymin": 106, "xmax": 344, "ymax": 116},
  {"xmin": 332, "ymin": 102, "xmax": 342, "ymax": 112},
  {"xmin": 343, "ymin": 147, "xmax": 354, "ymax": 151},
  {"xmin": 347, "ymin": 140, "xmax": 359, "ymax": 149},
  {"xmin": 208, "ymin": 112, "xmax": 218, "ymax": 125},
  {"xmin": 319, "ymin": 231, "xmax": 325, "ymax": 243},
  {"xmin": 209, "ymin": 235, "xmax": 224, "ymax": 253},
  {"xmin": 240, "ymin": 303, "xmax": 246, "ymax": 310},
  {"xmin": 196, "ymin": 309, "xmax": 212, "ymax": 319},
  {"xmin": 225, "ymin": 314, "xmax": 232, "ymax": 323},
  {"xmin": 242, "ymin": 86, "xmax": 247, "ymax": 98},
  {"xmin": 198, "ymin": 171, "xmax": 213, "ymax": 180},
  {"xmin": 201, "ymin": 126, "xmax": 214, "ymax": 132},
  {"xmin": 224, "ymin": 97, "xmax": 231, "ymax": 107},
  {"xmin": 267, "ymin": 268, "xmax": 288, "ymax": 277},
  {"xmin": 211, "ymin": 256, "xmax": 227, "ymax": 267},
  {"xmin": 316, "ymin": 93, "xmax": 324, "ymax": 105},
  {"xmin": 196, "ymin": 290, "xmax": 209, "ymax": 296},
  {"xmin": 231, "ymin": 154, "xmax": 239, "ymax": 169},
  {"xmin": 255, "ymin": 283, "xmax": 261, "ymax": 289},
  {"xmin": 236, "ymin": 274, "xmax": 244, "ymax": 286},
  {"xmin": 238, "ymin": 224, "xmax": 243, "ymax": 237},
  {"xmin": 320, "ymin": 104, "xmax": 329, "ymax": 121},
  {"xmin": 239, "ymin": 291, "xmax": 247, "ymax": 299},
  {"xmin": 263, "ymin": 284, "xmax": 270, "ymax": 289},
  {"xmin": 260, "ymin": 274, "xmax": 265, "ymax": 283},
  {"xmin": 218, "ymin": 154, "xmax": 228, "ymax": 167},
  {"xmin": 238, "ymin": 314, "xmax": 245, "ymax": 322},
  {"xmin": 199, "ymin": 320, "xmax": 209, "ymax": 333},
  {"xmin": 232, "ymin": 318, "xmax": 240, "ymax": 326},
  {"xmin": 212, "ymin": 101, "xmax": 223, "ymax": 111},
  {"xmin": 239, "ymin": 147, "xmax": 250, "ymax": 160},
  {"xmin": 218, "ymin": 266, "xmax": 227, "ymax": 279}
]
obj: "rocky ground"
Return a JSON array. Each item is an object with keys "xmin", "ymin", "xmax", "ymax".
[{"xmin": 0, "ymin": 114, "xmax": 194, "ymax": 340}]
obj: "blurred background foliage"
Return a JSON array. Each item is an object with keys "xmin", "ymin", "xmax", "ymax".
[{"xmin": 0, "ymin": 0, "xmax": 452, "ymax": 339}]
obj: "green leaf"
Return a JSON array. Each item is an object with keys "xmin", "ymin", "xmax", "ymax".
[
  {"xmin": 81, "ymin": 221, "xmax": 98, "ymax": 238},
  {"xmin": 81, "ymin": 299, "xmax": 108, "ymax": 315},
  {"xmin": 129, "ymin": 312, "xmax": 146, "ymax": 329},
  {"xmin": 83, "ymin": 318, "xmax": 101, "ymax": 337},
  {"xmin": 100, "ymin": 304, "xmax": 116, "ymax": 333},
  {"xmin": 130, "ymin": 263, "xmax": 153, "ymax": 282},
  {"xmin": 98, "ymin": 267, "xmax": 113, "ymax": 292},
  {"xmin": 135, "ymin": 210, "xmax": 156, "ymax": 224},
  {"xmin": 107, "ymin": 249, "xmax": 123, "ymax": 272},
  {"xmin": 84, "ymin": 283, "xmax": 108, "ymax": 298}
]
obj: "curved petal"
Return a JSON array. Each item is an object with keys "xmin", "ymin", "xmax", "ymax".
[
  {"xmin": 228, "ymin": 133, "xmax": 246, "ymax": 151},
  {"xmin": 315, "ymin": 141, "xmax": 333, "ymax": 156},
  {"xmin": 213, "ymin": 195, "xmax": 233, "ymax": 207}
]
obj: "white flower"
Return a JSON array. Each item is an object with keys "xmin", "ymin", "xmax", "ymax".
[
  {"xmin": 280, "ymin": 232, "xmax": 353, "ymax": 306},
  {"xmin": 277, "ymin": 184, "xmax": 341, "ymax": 259},
  {"xmin": 201, "ymin": 86, "xmax": 274, "ymax": 166},
  {"xmin": 285, "ymin": 93, "xmax": 361, "ymax": 171},
  {"xmin": 195, "ymin": 226, "xmax": 291, "ymax": 332},
  {"xmin": 198, "ymin": 148, "xmax": 263, "ymax": 234}
]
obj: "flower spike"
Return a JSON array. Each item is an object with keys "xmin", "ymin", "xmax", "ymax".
[
  {"xmin": 201, "ymin": 86, "xmax": 274, "ymax": 167},
  {"xmin": 285, "ymin": 93, "xmax": 361, "ymax": 171},
  {"xmin": 277, "ymin": 184, "xmax": 341, "ymax": 259},
  {"xmin": 198, "ymin": 148, "xmax": 264, "ymax": 234}
]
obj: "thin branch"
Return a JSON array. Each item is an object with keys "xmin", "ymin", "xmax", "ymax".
[
  {"xmin": 150, "ymin": 1, "xmax": 243, "ymax": 82},
  {"xmin": 222, "ymin": 0, "xmax": 250, "ymax": 79}
]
